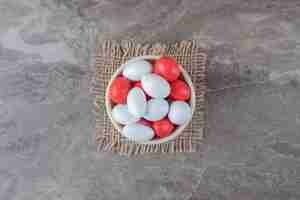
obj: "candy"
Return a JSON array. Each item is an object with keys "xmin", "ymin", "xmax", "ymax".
[
  {"xmin": 134, "ymin": 81, "xmax": 151, "ymax": 100},
  {"xmin": 170, "ymin": 80, "xmax": 191, "ymax": 101},
  {"xmin": 134, "ymin": 81, "xmax": 143, "ymax": 89},
  {"xmin": 110, "ymin": 57, "xmax": 193, "ymax": 142},
  {"xmin": 111, "ymin": 104, "xmax": 140, "ymax": 125},
  {"xmin": 168, "ymin": 101, "xmax": 192, "ymax": 125},
  {"xmin": 154, "ymin": 57, "xmax": 180, "ymax": 81},
  {"xmin": 109, "ymin": 77, "xmax": 131, "ymax": 104},
  {"xmin": 141, "ymin": 73, "xmax": 170, "ymax": 98},
  {"xmin": 138, "ymin": 119, "xmax": 152, "ymax": 127},
  {"xmin": 127, "ymin": 87, "xmax": 147, "ymax": 118},
  {"xmin": 152, "ymin": 118, "xmax": 175, "ymax": 138},
  {"xmin": 122, "ymin": 60, "xmax": 152, "ymax": 81},
  {"xmin": 143, "ymin": 98, "xmax": 169, "ymax": 122},
  {"xmin": 122, "ymin": 123, "xmax": 154, "ymax": 142}
]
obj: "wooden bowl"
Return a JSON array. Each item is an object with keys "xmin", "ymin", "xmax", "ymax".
[{"xmin": 105, "ymin": 55, "xmax": 196, "ymax": 144}]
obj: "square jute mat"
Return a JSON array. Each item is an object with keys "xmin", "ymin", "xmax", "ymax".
[{"xmin": 92, "ymin": 40, "xmax": 207, "ymax": 156}]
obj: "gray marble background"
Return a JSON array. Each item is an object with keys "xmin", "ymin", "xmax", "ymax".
[{"xmin": 1, "ymin": 0, "xmax": 300, "ymax": 199}]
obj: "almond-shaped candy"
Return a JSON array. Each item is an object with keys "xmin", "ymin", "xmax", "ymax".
[
  {"xmin": 122, "ymin": 123, "xmax": 154, "ymax": 142},
  {"xmin": 168, "ymin": 101, "xmax": 192, "ymax": 125},
  {"xmin": 127, "ymin": 87, "xmax": 147, "ymax": 118},
  {"xmin": 122, "ymin": 60, "xmax": 152, "ymax": 81},
  {"xmin": 144, "ymin": 98, "xmax": 169, "ymax": 122},
  {"xmin": 141, "ymin": 73, "xmax": 171, "ymax": 98},
  {"xmin": 112, "ymin": 104, "xmax": 140, "ymax": 125}
]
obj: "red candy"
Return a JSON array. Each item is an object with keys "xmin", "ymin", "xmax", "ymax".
[
  {"xmin": 152, "ymin": 118, "xmax": 175, "ymax": 138},
  {"xmin": 154, "ymin": 57, "xmax": 180, "ymax": 82},
  {"xmin": 138, "ymin": 119, "xmax": 152, "ymax": 127},
  {"xmin": 134, "ymin": 81, "xmax": 143, "ymax": 89},
  {"xmin": 170, "ymin": 80, "xmax": 191, "ymax": 101},
  {"xmin": 109, "ymin": 77, "xmax": 131, "ymax": 104}
]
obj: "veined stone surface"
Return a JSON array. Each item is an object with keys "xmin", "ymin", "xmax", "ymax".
[{"xmin": 1, "ymin": 0, "xmax": 300, "ymax": 199}]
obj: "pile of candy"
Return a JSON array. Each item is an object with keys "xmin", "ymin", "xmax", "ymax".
[{"xmin": 109, "ymin": 57, "xmax": 192, "ymax": 142}]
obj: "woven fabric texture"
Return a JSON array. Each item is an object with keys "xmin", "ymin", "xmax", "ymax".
[{"xmin": 92, "ymin": 40, "xmax": 207, "ymax": 156}]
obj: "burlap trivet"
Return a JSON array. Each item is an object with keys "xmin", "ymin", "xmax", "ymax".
[{"xmin": 92, "ymin": 40, "xmax": 207, "ymax": 156}]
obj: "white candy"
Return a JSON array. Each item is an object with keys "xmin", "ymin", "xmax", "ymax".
[
  {"xmin": 144, "ymin": 98, "xmax": 169, "ymax": 122},
  {"xmin": 141, "ymin": 74, "xmax": 170, "ymax": 98},
  {"xmin": 122, "ymin": 60, "xmax": 152, "ymax": 81},
  {"xmin": 111, "ymin": 104, "xmax": 140, "ymax": 125},
  {"xmin": 122, "ymin": 123, "xmax": 154, "ymax": 142},
  {"xmin": 127, "ymin": 87, "xmax": 147, "ymax": 118},
  {"xmin": 168, "ymin": 101, "xmax": 192, "ymax": 125}
]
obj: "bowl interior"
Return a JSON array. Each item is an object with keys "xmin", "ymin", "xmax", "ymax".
[{"xmin": 105, "ymin": 55, "xmax": 195, "ymax": 145}]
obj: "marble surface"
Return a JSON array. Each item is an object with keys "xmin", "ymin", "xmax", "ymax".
[{"xmin": 1, "ymin": 0, "xmax": 300, "ymax": 199}]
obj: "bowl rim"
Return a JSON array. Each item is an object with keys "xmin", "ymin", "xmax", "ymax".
[{"xmin": 105, "ymin": 55, "xmax": 196, "ymax": 145}]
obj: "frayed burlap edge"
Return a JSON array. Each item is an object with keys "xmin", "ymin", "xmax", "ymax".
[{"xmin": 92, "ymin": 39, "xmax": 207, "ymax": 156}]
